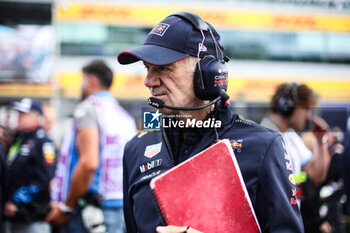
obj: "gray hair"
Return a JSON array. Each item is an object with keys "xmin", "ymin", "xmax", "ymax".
[{"xmin": 185, "ymin": 56, "xmax": 199, "ymax": 74}]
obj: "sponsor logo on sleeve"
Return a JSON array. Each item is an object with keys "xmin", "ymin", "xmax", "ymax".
[
  {"xmin": 284, "ymin": 151, "xmax": 294, "ymax": 172},
  {"xmin": 286, "ymin": 161, "xmax": 293, "ymax": 171},
  {"xmin": 43, "ymin": 142, "xmax": 55, "ymax": 165},
  {"xmin": 290, "ymin": 197, "xmax": 298, "ymax": 205},
  {"xmin": 282, "ymin": 139, "xmax": 294, "ymax": 172},
  {"xmin": 289, "ymin": 174, "xmax": 296, "ymax": 185}
]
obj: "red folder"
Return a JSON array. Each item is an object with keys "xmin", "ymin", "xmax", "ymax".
[{"xmin": 150, "ymin": 139, "xmax": 261, "ymax": 233}]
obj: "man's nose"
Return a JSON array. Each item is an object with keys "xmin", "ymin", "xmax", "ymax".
[
  {"xmin": 144, "ymin": 71, "xmax": 161, "ymax": 88},
  {"xmin": 306, "ymin": 109, "xmax": 314, "ymax": 122}
]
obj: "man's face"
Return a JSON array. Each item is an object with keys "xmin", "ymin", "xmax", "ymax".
[
  {"xmin": 288, "ymin": 106, "xmax": 312, "ymax": 132},
  {"xmin": 16, "ymin": 111, "xmax": 40, "ymax": 132},
  {"xmin": 144, "ymin": 57, "xmax": 205, "ymax": 114}
]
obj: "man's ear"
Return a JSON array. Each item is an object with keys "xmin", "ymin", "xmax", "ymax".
[{"xmin": 89, "ymin": 74, "xmax": 102, "ymax": 89}]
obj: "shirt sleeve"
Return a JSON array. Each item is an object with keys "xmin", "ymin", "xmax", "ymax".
[
  {"xmin": 73, "ymin": 101, "xmax": 99, "ymax": 131},
  {"xmin": 255, "ymin": 135, "xmax": 304, "ymax": 233},
  {"xmin": 293, "ymin": 133, "xmax": 313, "ymax": 168},
  {"xmin": 285, "ymin": 131, "xmax": 313, "ymax": 169}
]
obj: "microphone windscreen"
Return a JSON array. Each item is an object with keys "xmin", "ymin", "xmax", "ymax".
[
  {"xmin": 148, "ymin": 97, "xmax": 164, "ymax": 108},
  {"xmin": 219, "ymin": 89, "xmax": 229, "ymax": 101}
]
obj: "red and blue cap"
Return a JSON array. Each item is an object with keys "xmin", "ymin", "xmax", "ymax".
[{"xmin": 117, "ymin": 13, "xmax": 226, "ymax": 65}]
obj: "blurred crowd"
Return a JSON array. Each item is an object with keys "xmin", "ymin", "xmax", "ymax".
[
  {"xmin": 0, "ymin": 25, "xmax": 54, "ymax": 83},
  {"xmin": 260, "ymin": 83, "xmax": 350, "ymax": 233},
  {"xmin": 0, "ymin": 62, "xmax": 349, "ymax": 233},
  {"xmin": 0, "ymin": 60, "xmax": 137, "ymax": 233}
]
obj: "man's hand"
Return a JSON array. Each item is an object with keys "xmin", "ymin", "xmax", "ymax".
[
  {"xmin": 3, "ymin": 201, "xmax": 17, "ymax": 218},
  {"xmin": 319, "ymin": 221, "xmax": 332, "ymax": 233},
  {"xmin": 311, "ymin": 116, "xmax": 329, "ymax": 142},
  {"xmin": 45, "ymin": 203, "xmax": 69, "ymax": 226},
  {"xmin": 304, "ymin": 115, "xmax": 332, "ymax": 185},
  {"xmin": 156, "ymin": 225, "xmax": 202, "ymax": 233}
]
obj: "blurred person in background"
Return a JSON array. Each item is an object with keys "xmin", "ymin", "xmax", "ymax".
[
  {"xmin": 261, "ymin": 83, "xmax": 335, "ymax": 231},
  {"xmin": 261, "ymin": 83, "xmax": 331, "ymax": 187},
  {"xmin": 42, "ymin": 103, "xmax": 56, "ymax": 135},
  {"xmin": 3, "ymin": 98, "xmax": 56, "ymax": 233},
  {"xmin": 341, "ymin": 117, "xmax": 350, "ymax": 232},
  {"xmin": 46, "ymin": 60, "xmax": 136, "ymax": 233},
  {"xmin": 0, "ymin": 108, "xmax": 15, "ymax": 233},
  {"xmin": 301, "ymin": 128, "xmax": 346, "ymax": 233},
  {"xmin": 0, "ymin": 126, "xmax": 9, "ymax": 233},
  {"xmin": 42, "ymin": 102, "xmax": 60, "ymax": 151}
]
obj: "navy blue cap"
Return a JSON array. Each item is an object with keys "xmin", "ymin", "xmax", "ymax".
[
  {"xmin": 117, "ymin": 13, "xmax": 226, "ymax": 65},
  {"xmin": 13, "ymin": 98, "xmax": 43, "ymax": 115}
]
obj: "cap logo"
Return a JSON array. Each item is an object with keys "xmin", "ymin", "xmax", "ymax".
[{"xmin": 149, "ymin": 23, "xmax": 170, "ymax": 37}]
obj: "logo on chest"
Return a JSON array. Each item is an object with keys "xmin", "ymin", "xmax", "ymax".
[
  {"xmin": 139, "ymin": 159, "xmax": 162, "ymax": 173},
  {"xmin": 20, "ymin": 144, "xmax": 31, "ymax": 156},
  {"xmin": 144, "ymin": 142, "xmax": 162, "ymax": 158},
  {"xmin": 230, "ymin": 139, "xmax": 243, "ymax": 153}
]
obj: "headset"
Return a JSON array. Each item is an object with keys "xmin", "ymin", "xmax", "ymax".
[
  {"xmin": 277, "ymin": 82, "xmax": 299, "ymax": 117},
  {"xmin": 170, "ymin": 11, "xmax": 229, "ymax": 101},
  {"xmin": 148, "ymin": 11, "xmax": 229, "ymax": 111}
]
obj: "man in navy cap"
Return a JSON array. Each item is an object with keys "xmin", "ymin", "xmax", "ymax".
[
  {"xmin": 117, "ymin": 11, "xmax": 304, "ymax": 233},
  {"xmin": 3, "ymin": 98, "xmax": 56, "ymax": 233}
]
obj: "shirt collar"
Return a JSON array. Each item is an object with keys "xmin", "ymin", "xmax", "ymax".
[{"xmin": 92, "ymin": 90, "xmax": 112, "ymax": 98}]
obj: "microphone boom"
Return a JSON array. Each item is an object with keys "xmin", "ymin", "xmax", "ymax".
[{"xmin": 148, "ymin": 96, "xmax": 223, "ymax": 111}]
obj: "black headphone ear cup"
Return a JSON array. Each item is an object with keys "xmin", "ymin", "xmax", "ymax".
[
  {"xmin": 278, "ymin": 97, "xmax": 291, "ymax": 117},
  {"xmin": 193, "ymin": 55, "xmax": 228, "ymax": 100},
  {"xmin": 193, "ymin": 57, "xmax": 208, "ymax": 99},
  {"xmin": 277, "ymin": 87, "xmax": 297, "ymax": 117},
  {"xmin": 277, "ymin": 83, "xmax": 298, "ymax": 117}
]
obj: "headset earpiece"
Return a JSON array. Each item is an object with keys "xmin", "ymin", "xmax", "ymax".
[
  {"xmin": 194, "ymin": 55, "xmax": 228, "ymax": 100},
  {"xmin": 277, "ymin": 83, "xmax": 298, "ymax": 117},
  {"xmin": 167, "ymin": 11, "xmax": 229, "ymax": 101}
]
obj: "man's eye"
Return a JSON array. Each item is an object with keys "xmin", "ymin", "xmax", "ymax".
[
  {"xmin": 144, "ymin": 65, "xmax": 172, "ymax": 72},
  {"xmin": 159, "ymin": 66, "xmax": 171, "ymax": 72}
]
